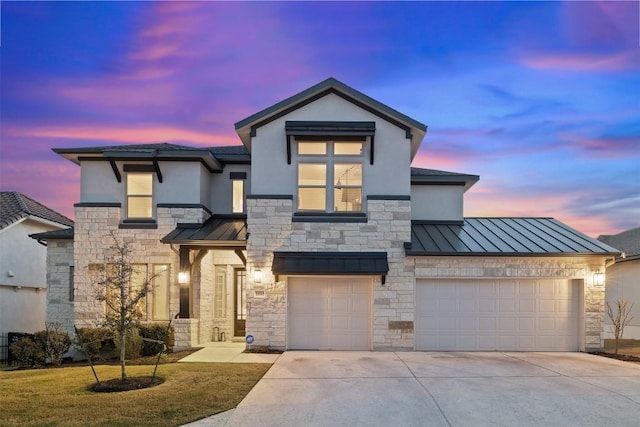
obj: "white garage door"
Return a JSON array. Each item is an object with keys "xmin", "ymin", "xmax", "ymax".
[
  {"xmin": 288, "ymin": 277, "xmax": 371, "ymax": 350},
  {"xmin": 416, "ymin": 279, "xmax": 580, "ymax": 351}
]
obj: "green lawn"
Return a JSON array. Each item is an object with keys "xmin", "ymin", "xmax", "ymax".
[{"xmin": 0, "ymin": 362, "xmax": 271, "ymax": 426}]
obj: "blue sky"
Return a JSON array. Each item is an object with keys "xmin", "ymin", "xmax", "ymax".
[{"xmin": 1, "ymin": 1, "xmax": 638, "ymax": 236}]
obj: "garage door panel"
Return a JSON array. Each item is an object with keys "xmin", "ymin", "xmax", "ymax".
[
  {"xmin": 478, "ymin": 299, "xmax": 497, "ymax": 313},
  {"xmin": 288, "ymin": 277, "xmax": 371, "ymax": 350},
  {"xmin": 416, "ymin": 279, "xmax": 579, "ymax": 351},
  {"xmin": 519, "ymin": 299, "xmax": 536, "ymax": 312}
]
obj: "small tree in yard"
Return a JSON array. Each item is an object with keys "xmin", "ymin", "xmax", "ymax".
[
  {"xmin": 606, "ymin": 299, "xmax": 634, "ymax": 355},
  {"xmin": 94, "ymin": 232, "xmax": 157, "ymax": 381}
]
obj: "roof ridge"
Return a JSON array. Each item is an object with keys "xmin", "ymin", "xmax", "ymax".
[{"xmin": 14, "ymin": 191, "xmax": 29, "ymax": 213}]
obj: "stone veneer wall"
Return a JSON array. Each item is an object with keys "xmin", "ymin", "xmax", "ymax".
[
  {"xmin": 72, "ymin": 205, "xmax": 208, "ymax": 348},
  {"xmin": 410, "ymin": 256, "xmax": 607, "ymax": 352},
  {"xmin": 45, "ymin": 239, "xmax": 75, "ymax": 336},
  {"xmin": 246, "ymin": 197, "xmax": 412, "ymax": 350}
]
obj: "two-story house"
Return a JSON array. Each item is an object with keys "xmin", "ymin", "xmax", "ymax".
[{"xmin": 33, "ymin": 78, "xmax": 619, "ymax": 354}]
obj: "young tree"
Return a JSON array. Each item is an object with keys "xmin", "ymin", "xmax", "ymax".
[
  {"xmin": 606, "ymin": 299, "xmax": 635, "ymax": 355},
  {"xmin": 94, "ymin": 232, "xmax": 157, "ymax": 380}
]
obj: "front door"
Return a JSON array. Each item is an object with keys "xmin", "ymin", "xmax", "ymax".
[{"xmin": 234, "ymin": 268, "xmax": 246, "ymax": 337}]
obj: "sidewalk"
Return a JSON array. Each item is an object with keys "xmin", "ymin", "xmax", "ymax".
[{"xmin": 178, "ymin": 341, "xmax": 281, "ymax": 364}]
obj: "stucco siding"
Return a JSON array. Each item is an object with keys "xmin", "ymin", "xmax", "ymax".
[
  {"xmin": 80, "ymin": 161, "xmax": 207, "ymax": 208},
  {"xmin": 250, "ymin": 93, "xmax": 411, "ymax": 198},
  {"xmin": 411, "ymin": 185, "xmax": 464, "ymax": 221},
  {"xmin": 604, "ymin": 260, "xmax": 640, "ymax": 338},
  {"xmin": 210, "ymin": 164, "xmax": 251, "ymax": 214},
  {"xmin": 0, "ymin": 220, "xmax": 53, "ymax": 288}
]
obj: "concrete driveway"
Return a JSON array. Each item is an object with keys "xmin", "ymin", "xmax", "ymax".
[{"xmin": 187, "ymin": 351, "xmax": 640, "ymax": 427}]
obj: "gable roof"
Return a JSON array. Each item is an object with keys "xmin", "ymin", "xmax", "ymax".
[
  {"xmin": 411, "ymin": 167, "xmax": 479, "ymax": 191},
  {"xmin": 234, "ymin": 78, "xmax": 428, "ymax": 158},
  {"xmin": 0, "ymin": 192, "xmax": 74, "ymax": 230},
  {"xmin": 407, "ymin": 218, "xmax": 620, "ymax": 257},
  {"xmin": 598, "ymin": 227, "xmax": 640, "ymax": 262}
]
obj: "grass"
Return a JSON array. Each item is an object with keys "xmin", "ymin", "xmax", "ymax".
[
  {"xmin": 604, "ymin": 339, "xmax": 640, "ymax": 357},
  {"xmin": 0, "ymin": 362, "xmax": 271, "ymax": 426}
]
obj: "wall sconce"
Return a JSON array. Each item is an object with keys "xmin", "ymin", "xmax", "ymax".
[
  {"xmin": 593, "ymin": 272, "xmax": 605, "ymax": 286},
  {"xmin": 178, "ymin": 271, "xmax": 190, "ymax": 284},
  {"xmin": 253, "ymin": 269, "xmax": 263, "ymax": 283}
]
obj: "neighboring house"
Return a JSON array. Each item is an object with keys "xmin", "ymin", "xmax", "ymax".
[
  {"xmin": 598, "ymin": 227, "xmax": 640, "ymax": 339},
  {"xmin": 33, "ymin": 78, "xmax": 619, "ymax": 354},
  {"xmin": 0, "ymin": 192, "xmax": 73, "ymax": 344}
]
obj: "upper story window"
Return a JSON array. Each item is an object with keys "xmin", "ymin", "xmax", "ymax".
[
  {"xmin": 126, "ymin": 173, "xmax": 153, "ymax": 218},
  {"xmin": 232, "ymin": 180, "xmax": 244, "ymax": 213},
  {"xmin": 297, "ymin": 140, "xmax": 363, "ymax": 213},
  {"xmin": 230, "ymin": 171, "xmax": 247, "ymax": 214}
]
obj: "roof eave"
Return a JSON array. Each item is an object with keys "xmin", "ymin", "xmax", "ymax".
[
  {"xmin": 160, "ymin": 240, "xmax": 246, "ymax": 248},
  {"xmin": 411, "ymin": 174, "xmax": 480, "ymax": 192}
]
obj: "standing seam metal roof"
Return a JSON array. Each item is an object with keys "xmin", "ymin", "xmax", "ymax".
[
  {"xmin": 408, "ymin": 218, "xmax": 620, "ymax": 256},
  {"xmin": 161, "ymin": 215, "xmax": 247, "ymax": 246}
]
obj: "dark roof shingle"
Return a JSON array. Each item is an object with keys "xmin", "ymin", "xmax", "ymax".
[
  {"xmin": 598, "ymin": 227, "xmax": 640, "ymax": 261},
  {"xmin": 0, "ymin": 192, "xmax": 74, "ymax": 230}
]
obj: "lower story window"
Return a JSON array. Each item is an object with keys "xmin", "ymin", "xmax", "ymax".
[{"xmin": 101, "ymin": 263, "xmax": 170, "ymax": 321}]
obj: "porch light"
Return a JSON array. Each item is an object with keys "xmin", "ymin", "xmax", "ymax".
[
  {"xmin": 178, "ymin": 271, "xmax": 190, "ymax": 284},
  {"xmin": 593, "ymin": 272, "xmax": 605, "ymax": 286},
  {"xmin": 253, "ymin": 269, "xmax": 263, "ymax": 283}
]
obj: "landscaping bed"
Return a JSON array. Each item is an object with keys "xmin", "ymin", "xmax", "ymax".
[{"xmin": 599, "ymin": 339, "xmax": 640, "ymax": 363}]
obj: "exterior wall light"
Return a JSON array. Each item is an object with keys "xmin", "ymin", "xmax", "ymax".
[
  {"xmin": 593, "ymin": 272, "xmax": 605, "ymax": 286},
  {"xmin": 178, "ymin": 271, "xmax": 190, "ymax": 284},
  {"xmin": 253, "ymin": 269, "xmax": 263, "ymax": 283}
]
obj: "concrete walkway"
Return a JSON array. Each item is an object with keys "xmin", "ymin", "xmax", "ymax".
[
  {"xmin": 178, "ymin": 341, "xmax": 281, "ymax": 364},
  {"xmin": 184, "ymin": 351, "xmax": 640, "ymax": 427}
]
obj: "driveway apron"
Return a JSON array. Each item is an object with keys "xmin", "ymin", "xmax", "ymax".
[{"xmin": 187, "ymin": 351, "xmax": 640, "ymax": 427}]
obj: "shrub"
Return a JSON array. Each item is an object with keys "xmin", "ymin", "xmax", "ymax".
[
  {"xmin": 139, "ymin": 323, "xmax": 175, "ymax": 356},
  {"xmin": 113, "ymin": 328, "xmax": 143, "ymax": 360},
  {"xmin": 9, "ymin": 337, "xmax": 46, "ymax": 367},
  {"xmin": 35, "ymin": 324, "xmax": 72, "ymax": 365},
  {"xmin": 76, "ymin": 327, "xmax": 116, "ymax": 361}
]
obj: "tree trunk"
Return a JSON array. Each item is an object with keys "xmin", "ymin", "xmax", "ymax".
[{"xmin": 120, "ymin": 328, "xmax": 127, "ymax": 380}]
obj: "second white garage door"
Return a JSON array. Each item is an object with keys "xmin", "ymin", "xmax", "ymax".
[
  {"xmin": 288, "ymin": 277, "xmax": 371, "ymax": 350},
  {"xmin": 416, "ymin": 279, "xmax": 581, "ymax": 351}
]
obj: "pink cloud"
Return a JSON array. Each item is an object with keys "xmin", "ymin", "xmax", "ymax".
[
  {"xmin": 562, "ymin": 1, "xmax": 639, "ymax": 48},
  {"xmin": 1, "ymin": 160, "xmax": 79, "ymax": 220},
  {"xmin": 520, "ymin": 51, "xmax": 639, "ymax": 72},
  {"xmin": 559, "ymin": 133, "xmax": 639, "ymax": 158},
  {"xmin": 5, "ymin": 125, "xmax": 239, "ymax": 146},
  {"xmin": 464, "ymin": 188, "xmax": 624, "ymax": 238}
]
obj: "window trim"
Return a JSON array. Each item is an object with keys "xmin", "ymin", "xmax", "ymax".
[{"xmin": 285, "ymin": 120, "xmax": 375, "ymax": 164}]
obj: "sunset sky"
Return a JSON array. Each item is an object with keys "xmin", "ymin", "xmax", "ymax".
[{"xmin": 1, "ymin": 1, "xmax": 638, "ymax": 237}]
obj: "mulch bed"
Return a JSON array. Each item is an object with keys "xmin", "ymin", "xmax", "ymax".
[
  {"xmin": 243, "ymin": 347, "xmax": 283, "ymax": 354},
  {"xmin": 594, "ymin": 352, "xmax": 640, "ymax": 363},
  {"xmin": 88, "ymin": 376, "xmax": 164, "ymax": 393}
]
